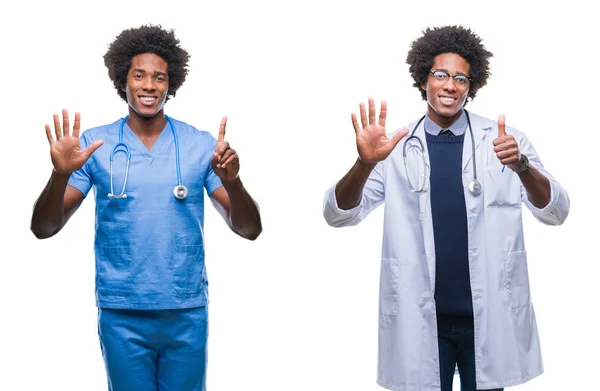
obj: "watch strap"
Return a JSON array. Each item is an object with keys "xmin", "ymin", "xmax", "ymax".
[{"xmin": 514, "ymin": 154, "xmax": 530, "ymax": 173}]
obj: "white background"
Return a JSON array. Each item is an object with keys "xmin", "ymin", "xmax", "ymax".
[{"xmin": 1, "ymin": 0, "xmax": 597, "ymax": 390}]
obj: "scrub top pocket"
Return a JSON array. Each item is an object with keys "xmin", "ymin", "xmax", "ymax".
[
  {"xmin": 171, "ymin": 244, "xmax": 206, "ymax": 295},
  {"xmin": 180, "ymin": 165, "xmax": 207, "ymax": 201},
  {"xmin": 97, "ymin": 246, "xmax": 134, "ymax": 296}
]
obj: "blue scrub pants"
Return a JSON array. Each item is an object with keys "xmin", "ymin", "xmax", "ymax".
[{"xmin": 98, "ymin": 306, "xmax": 208, "ymax": 391}]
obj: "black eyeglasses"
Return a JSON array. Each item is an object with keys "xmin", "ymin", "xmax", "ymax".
[{"xmin": 429, "ymin": 70, "xmax": 472, "ymax": 87}]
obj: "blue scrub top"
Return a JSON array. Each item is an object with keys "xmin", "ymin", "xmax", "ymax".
[{"xmin": 69, "ymin": 117, "xmax": 223, "ymax": 310}]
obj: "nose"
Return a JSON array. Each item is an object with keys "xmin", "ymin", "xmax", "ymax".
[
  {"xmin": 443, "ymin": 77, "xmax": 457, "ymax": 91},
  {"xmin": 143, "ymin": 76, "xmax": 156, "ymax": 91}
]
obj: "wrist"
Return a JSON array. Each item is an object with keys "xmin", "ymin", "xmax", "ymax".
[
  {"xmin": 356, "ymin": 157, "xmax": 377, "ymax": 170},
  {"xmin": 512, "ymin": 154, "xmax": 531, "ymax": 174},
  {"xmin": 52, "ymin": 167, "xmax": 72, "ymax": 180},
  {"xmin": 221, "ymin": 173, "xmax": 241, "ymax": 185}
]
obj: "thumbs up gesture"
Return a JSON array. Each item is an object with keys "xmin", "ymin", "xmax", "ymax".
[{"xmin": 492, "ymin": 114, "xmax": 521, "ymax": 171}]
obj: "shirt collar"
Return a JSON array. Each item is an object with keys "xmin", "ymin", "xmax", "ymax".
[{"xmin": 424, "ymin": 110, "xmax": 468, "ymax": 136}]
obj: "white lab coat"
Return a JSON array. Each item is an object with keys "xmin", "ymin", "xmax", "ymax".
[{"xmin": 323, "ymin": 111, "xmax": 569, "ymax": 391}]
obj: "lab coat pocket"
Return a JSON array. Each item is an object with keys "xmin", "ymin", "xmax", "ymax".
[
  {"xmin": 172, "ymin": 244, "xmax": 205, "ymax": 295},
  {"xmin": 504, "ymin": 251, "xmax": 531, "ymax": 309},
  {"xmin": 97, "ymin": 246, "xmax": 133, "ymax": 296},
  {"xmin": 484, "ymin": 168, "xmax": 522, "ymax": 207},
  {"xmin": 379, "ymin": 258, "xmax": 400, "ymax": 316}
]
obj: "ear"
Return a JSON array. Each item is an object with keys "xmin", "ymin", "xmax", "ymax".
[{"xmin": 421, "ymin": 83, "xmax": 427, "ymax": 90}]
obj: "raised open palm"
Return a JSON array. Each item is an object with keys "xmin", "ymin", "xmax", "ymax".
[
  {"xmin": 352, "ymin": 97, "xmax": 408, "ymax": 164},
  {"xmin": 45, "ymin": 109, "xmax": 103, "ymax": 175}
]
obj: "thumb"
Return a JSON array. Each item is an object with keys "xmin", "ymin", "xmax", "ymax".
[
  {"xmin": 389, "ymin": 128, "xmax": 409, "ymax": 148},
  {"xmin": 498, "ymin": 114, "xmax": 506, "ymax": 138},
  {"xmin": 82, "ymin": 139, "xmax": 104, "ymax": 160}
]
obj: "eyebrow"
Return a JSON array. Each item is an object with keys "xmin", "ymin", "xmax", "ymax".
[
  {"xmin": 433, "ymin": 68, "xmax": 469, "ymax": 76},
  {"xmin": 132, "ymin": 68, "xmax": 168, "ymax": 77}
]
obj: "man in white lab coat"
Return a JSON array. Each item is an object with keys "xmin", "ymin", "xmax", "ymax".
[{"xmin": 322, "ymin": 25, "xmax": 569, "ymax": 391}]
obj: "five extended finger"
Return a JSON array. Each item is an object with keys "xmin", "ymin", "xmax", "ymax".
[
  {"xmin": 45, "ymin": 124, "xmax": 55, "ymax": 145},
  {"xmin": 379, "ymin": 100, "xmax": 387, "ymax": 127},
  {"xmin": 390, "ymin": 128, "xmax": 409, "ymax": 148},
  {"xmin": 62, "ymin": 109, "xmax": 70, "ymax": 137},
  {"xmin": 53, "ymin": 114, "xmax": 62, "ymax": 140},
  {"xmin": 368, "ymin": 97, "xmax": 375, "ymax": 125},
  {"xmin": 73, "ymin": 112, "xmax": 81, "ymax": 138},
  {"xmin": 359, "ymin": 102, "xmax": 368, "ymax": 128},
  {"xmin": 82, "ymin": 140, "xmax": 105, "ymax": 159},
  {"xmin": 351, "ymin": 113, "xmax": 360, "ymax": 134}
]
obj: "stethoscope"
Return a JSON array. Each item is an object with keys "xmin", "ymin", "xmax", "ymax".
[
  {"xmin": 402, "ymin": 110, "xmax": 482, "ymax": 195},
  {"xmin": 108, "ymin": 115, "xmax": 188, "ymax": 200}
]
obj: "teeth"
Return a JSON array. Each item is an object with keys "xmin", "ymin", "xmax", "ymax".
[{"xmin": 140, "ymin": 97, "xmax": 156, "ymax": 101}]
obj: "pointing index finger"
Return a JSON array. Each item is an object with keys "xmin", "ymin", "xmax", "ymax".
[
  {"xmin": 498, "ymin": 114, "xmax": 506, "ymax": 138},
  {"xmin": 218, "ymin": 116, "xmax": 227, "ymax": 142}
]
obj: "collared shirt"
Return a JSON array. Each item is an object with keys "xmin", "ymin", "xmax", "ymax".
[{"xmin": 424, "ymin": 109, "xmax": 468, "ymax": 136}]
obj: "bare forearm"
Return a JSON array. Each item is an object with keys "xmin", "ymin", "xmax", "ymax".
[
  {"xmin": 30, "ymin": 170, "xmax": 71, "ymax": 239},
  {"xmin": 519, "ymin": 166, "xmax": 551, "ymax": 208},
  {"xmin": 335, "ymin": 159, "xmax": 377, "ymax": 210},
  {"xmin": 221, "ymin": 177, "xmax": 262, "ymax": 240}
]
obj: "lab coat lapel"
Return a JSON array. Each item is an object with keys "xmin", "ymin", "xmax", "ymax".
[
  {"xmin": 462, "ymin": 112, "xmax": 489, "ymax": 173},
  {"xmin": 414, "ymin": 122, "xmax": 430, "ymax": 221},
  {"xmin": 410, "ymin": 120, "xmax": 436, "ymax": 294}
]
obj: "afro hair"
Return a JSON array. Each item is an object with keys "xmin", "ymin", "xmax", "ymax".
[
  {"xmin": 406, "ymin": 25, "xmax": 493, "ymax": 101},
  {"xmin": 103, "ymin": 24, "xmax": 190, "ymax": 102}
]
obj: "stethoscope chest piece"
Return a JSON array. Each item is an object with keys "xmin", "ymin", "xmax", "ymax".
[
  {"xmin": 468, "ymin": 180, "xmax": 482, "ymax": 195},
  {"xmin": 174, "ymin": 185, "xmax": 188, "ymax": 200}
]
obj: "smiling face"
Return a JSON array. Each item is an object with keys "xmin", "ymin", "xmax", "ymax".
[
  {"xmin": 422, "ymin": 53, "xmax": 470, "ymax": 127},
  {"xmin": 122, "ymin": 53, "xmax": 169, "ymax": 118}
]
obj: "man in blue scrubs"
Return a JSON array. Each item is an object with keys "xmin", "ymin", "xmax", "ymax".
[{"xmin": 31, "ymin": 25, "xmax": 262, "ymax": 390}]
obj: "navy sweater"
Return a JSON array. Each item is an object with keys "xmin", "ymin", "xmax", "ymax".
[{"xmin": 426, "ymin": 131, "xmax": 473, "ymax": 318}]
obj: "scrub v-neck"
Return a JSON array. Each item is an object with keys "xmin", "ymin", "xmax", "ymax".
[{"xmin": 122, "ymin": 121, "xmax": 172, "ymax": 165}]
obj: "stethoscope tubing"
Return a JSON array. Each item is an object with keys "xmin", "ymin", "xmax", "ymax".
[
  {"xmin": 402, "ymin": 110, "xmax": 481, "ymax": 195},
  {"xmin": 108, "ymin": 115, "xmax": 186, "ymax": 199}
]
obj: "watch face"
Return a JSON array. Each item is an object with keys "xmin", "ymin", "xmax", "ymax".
[{"xmin": 517, "ymin": 155, "xmax": 530, "ymax": 172}]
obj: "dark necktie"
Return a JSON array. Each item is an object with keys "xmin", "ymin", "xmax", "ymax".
[{"xmin": 440, "ymin": 128, "xmax": 454, "ymax": 136}]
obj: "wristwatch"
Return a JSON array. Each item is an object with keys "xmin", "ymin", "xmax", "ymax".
[{"xmin": 514, "ymin": 154, "xmax": 531, "ymax": 173}]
